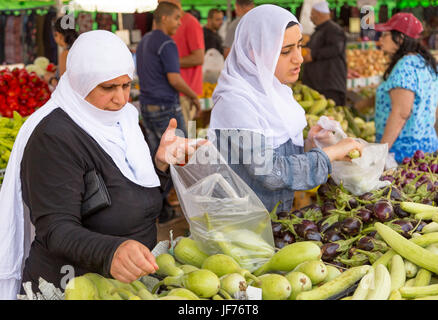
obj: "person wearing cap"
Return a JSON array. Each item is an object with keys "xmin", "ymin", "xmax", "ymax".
[
  {"xmin": 374, "ymin": 13, "xmax": 438, "ymax": 163},
  {"xmin": 302, "ymin": 0, "xmax": 347, "ymax": 106}
]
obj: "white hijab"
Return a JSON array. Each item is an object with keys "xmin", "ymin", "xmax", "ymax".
[
  {"xmin": 0, "ymin": 30, "xmax": 160, "ymax": 299},
  {"xmin": 209, "ymin": 5, "xmax": 307, "ymax": 148}
]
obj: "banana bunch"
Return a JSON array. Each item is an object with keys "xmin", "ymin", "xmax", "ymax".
[
  {"xmin": 291, "ymin": 83, "xmax": 375, "ymax": 143},
  {"xmin": 200, "ymin": 82, "xmax": 217, "ymax": 99},
  {"xmin": 0, "ymin": 112, "xmax": 26, "ymax": 179},
  {"xmin": 65, "ymin": 273, "xmax": 158, "ymax": 300},
  {"xmin": 291, "ymin": 83, "xmax": 335, "ymax": 116}
]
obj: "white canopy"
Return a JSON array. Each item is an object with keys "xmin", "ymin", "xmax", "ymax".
[{"xmin": 69, "ymin": 0, "xmax": 158, "ymax": 13}]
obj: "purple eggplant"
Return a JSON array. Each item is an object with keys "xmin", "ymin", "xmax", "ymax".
[
  {"xmin": 422, "ymin": 199, "xmax": 434, "ymax": 206},
  {"xmin": 402, "ymin": 157, "xmax": 411, "ymax": 165},
  {"xmin": 317, "ymin": 184, "xmax": 331, "ymax": 199},
  {"xmin": 418, "ymin": 163, "xmax": 429, "ymax": 172},
  {"xmin": 359, "ymin": 192, "xmax": 374, "ymax": 201},
  {"xmin": 406, "ymin": 172, "xmax": 416, "ymax": 179},
  {"xmin": 392, "ymin": 220, "xmax": 414, "ymax": 238},
  {"xmin": 282, "ymin": 230, "xmax": 296, "ymax": 244},
  {"xmin": 413, "ymin": 220, "xmax": 428, "ymax": 233},
  {"xmin": 367, "ymin": 231, "xmax": 377, "ymax": 238},
  {"xmin": 271, "ymin": 222, "xmax": 283, "ymax": 235},
  {"xmin": 290, "ymin": 210, "xmax": 304, "ymax": 218},
  {"xmin": 348, "ymin": 198, "xmax": 359, "ymax": 210},
  {"xmin": 414, "ymin": 150, "xmax": 425, "ymax": 160},
  {"xmin": 381, "ymin": 175, "xmax": 395, "ymax": 183},
  {"xmin": 340, "ymin": 217, "xmax": 362, "ymax": 236},
  {"xmin": 277, "ymin": 211, "xmax": 290, "ymax": 220},
  {"xmin": 430, "ymin": 164, "xmax": 438, "ymax": 174},
  {"xmin": 356, "ymin": 208, "xmax": 373, "ymax": 223},
  {"xmin": 294, "ymin": 220, "xmax": 318, "ymax": 238},
  {"xmin": 274, "ymin": 238, "xmax": 287, "ymax": 249},
  {"xmin": 304, "ymin": 230, "xmax": 322, "ymax": 241},
  {"xmin": 389, "ymin": 187, "xmax": 403, "ymax": 201},
  {"xmin": 323, "ymin": 229, "xmax": 345, "ymax": 243},
  {"xmin": 321, "ymin": 242, "xmax": 341, "ymax": 261},
  {"xmin": 373, "ymin": 200, "xmax": 394, "ymax": 222},
  {"xmin": 394, "ymin": 204, "xmax": 410, "ymax": 218},
  {"xmin": 322, "ymin": 201, "xmax": 337, "ymax": 216},
  {"xmin": 356, "ymin": 236, "xmax": 374, "ymax": 251}
]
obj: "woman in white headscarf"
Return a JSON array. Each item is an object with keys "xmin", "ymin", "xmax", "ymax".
[
  {"xmin": 209, "ymin": 5, "xmax": 362, "ymax": 214},
  {"xmin": 0, "ymin": 30, "xmax": 201, "ymax": 299}
]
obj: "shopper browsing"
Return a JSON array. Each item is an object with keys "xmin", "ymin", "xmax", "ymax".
[
  {"xmin": 374, "ymin": 13, "xmax": 438, "ymax": 162},
  {"xmin": 136, "ymin": 1, "xmax": 201, "ymax": 223},
  {"xmin": 0, "ymin": 30, "xmax": 204, "ymax": 299},
  {"xmin": 159, "ymin": 0, "xmax": 204, "ymax": 130},
  {"xmin": 302, "ymin": 1, "xmax": 347, "ymax": 106},
  {"xmin": 203, "ymin": 8, "xmax": 225, "ymax": 55},
  {"xmin": 209, "ymin": 5, "xmax": 363, "ymax": 213}
]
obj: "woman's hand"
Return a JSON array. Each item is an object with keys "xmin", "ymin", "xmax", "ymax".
[
  {"xmin": 305, "ymin": 125, "xmax": 332, "ymax": 151},
  {"xmin": 110, "ymin": 240, "xmax": 159, "ymax": 283},
  {"xmin": 154, "ymin": 118, "xmax": 208, "ymax": 171},
  {"xmin": 322, "ymin": 138, "xmax": 364, "ymax": 162}
]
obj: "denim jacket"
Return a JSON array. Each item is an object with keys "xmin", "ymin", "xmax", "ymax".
[{"xmin": 211, "ymin": 129, "xmax": 332, "ymax": 213}]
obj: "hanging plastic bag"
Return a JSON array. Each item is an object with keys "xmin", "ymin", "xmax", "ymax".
[
  {"xmin": 202, "ymin": 48, "xmax": 224, "ymax": 84},
  {"xmin": 313, "ymin": 116, "xmax": 390, "ymax": 196},
  {"xmin": 170, "ymin": 143, "xmax": 275, "ymax": 272}
]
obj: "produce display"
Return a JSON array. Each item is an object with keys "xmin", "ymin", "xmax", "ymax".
[
  {"xmin": 291, "ymin": 82, "xmax": 376, "ymax": 143},
  {"xmin": 0, "ymin": 66, "xmax": 51, "ymax": 118},
  {"xmin": 25, "ymin": 56, "xmax": 56, "ymax": 79},
  {"xmin": 346, "ymin": 49, "xmax": 389, "ymax": 78},
  {"xmin": 0, "ymin": 112, "xmax": 26, "ymax": 175}
]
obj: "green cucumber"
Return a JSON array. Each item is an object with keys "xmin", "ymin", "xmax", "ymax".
[{"xmin": 295, "ymin": 265, "xmax": 371, "ymax": 300}]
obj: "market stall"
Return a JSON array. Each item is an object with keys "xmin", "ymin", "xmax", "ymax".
[{"xmin": 2, "ymin": 0, "xmax": 438, "ymax": 303}]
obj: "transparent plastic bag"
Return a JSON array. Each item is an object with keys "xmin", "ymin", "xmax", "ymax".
[
  {"xmin": 203, "ymin": 48, "xmax": 224, "ymax": 84},
  {"xmin": 170, "ymin": 144, "xmax": 275, "ymax": 272},
  {"xmin": 313, "ymin": 116, "xmax": 390, "ymax": 196}
]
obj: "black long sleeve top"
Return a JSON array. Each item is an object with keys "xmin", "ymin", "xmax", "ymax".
[
  {"xmin": 20, "ymin": 108, "xmax": 169, "ymax": 293},
  {"xmin": 302, "ymin": 20, "xmax": 347, "ymax": 95}
]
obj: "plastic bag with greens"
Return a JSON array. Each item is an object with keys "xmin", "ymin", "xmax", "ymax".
[{"xmin": 170, "ymin": 144, "xmax": 275, "ymax": 272}]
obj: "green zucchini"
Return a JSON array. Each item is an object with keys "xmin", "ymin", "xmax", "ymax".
[
  {"xmin": 422, "ymin": 222, "xmax": 438, "ymax": 234},
  {"xmin": 389, "ymin": 255, "xmax": 406, "ymax": 292},
  {"xmin": 404, "ymin": 260, "xmax": 418, "ymax": 278},
  {"xmin": 375, "ymin": 223, "xmax": 438, "ymax": 274},
  {"xmin": 366, "ymin": 264, "xmax": 391, "ymax": 300},
  {"xmin": 295, "ymin": 265, "xmax": 371, "ymax": 300},
  {"xmin": 414, "ymin": 269, "xmax": 432, "ymax": 287},
  {"xmin": 388, "ymin": 290, "xmax": 403, "ymax": 300},
  {"xmin": 399, "ymin": 284, "xmax": 438, "ymax": 298},
  {"xmin": 351, "ymin": 267, "xmax": 375, "ymax": 300}
]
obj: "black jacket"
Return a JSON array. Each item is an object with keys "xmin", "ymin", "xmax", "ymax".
[
  {"xmin": 20, "ymin": 108, "xmax": 169, "ymax": 293},
  {"xmin": 302, "ymin": 20, "xmax": 347, "ymax": 95}
]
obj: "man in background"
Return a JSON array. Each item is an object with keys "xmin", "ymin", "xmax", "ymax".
[
  {"xmin": 223, "ymin": 0, "xmax": 254, "ymax": 59},
  {"xmin": 136, "ymin": 2, "xmax": 200, "ymax": 223},
  {"xmin": 203, "ymin": 8, "xmax": 224, "ymax": 55},
  {"xmin": 159, "ymin": 0, "xmax": 204, "ymax": 130},
  {"xmin": 302, "ymin": 0, "xmax": 347, "ymax": 106}
]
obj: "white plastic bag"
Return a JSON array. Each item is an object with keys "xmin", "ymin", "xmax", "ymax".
[
  {"xmin": 170, "ymin": 144, "xmax": 275, "ymax": 272},
  {"xmin": 313, "ymin": 116, "xmax": 390, "ymax": 196},
  {"xmin": 202, "ymin": 48, "xmax": 224, "ymax": 84}
]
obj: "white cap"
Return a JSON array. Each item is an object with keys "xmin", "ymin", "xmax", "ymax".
[{"xmin": 312, "ymin": 1, "xmax": 330, "ymax": 14}]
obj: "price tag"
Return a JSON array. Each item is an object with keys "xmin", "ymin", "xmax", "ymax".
[{"xmin": 246, "ymin": 285, "xmax": 263, "ymax": 300}]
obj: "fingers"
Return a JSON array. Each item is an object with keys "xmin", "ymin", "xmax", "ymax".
[
  {"xmin": 141, "ymin": 246, "xmax": 159, "ymax": 271},
  {"xmin": 110, "ymin": 240, "xmax": 158, "ymax": 282}
]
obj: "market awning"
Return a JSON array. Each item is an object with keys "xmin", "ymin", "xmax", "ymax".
[{"xmin": 68, "ymin": 0, "xmax": 158, "ymax": 13}]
